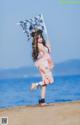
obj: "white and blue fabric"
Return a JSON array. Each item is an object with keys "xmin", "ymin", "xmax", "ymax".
[{"xmin": 19, "ymin": 14, "xmax": 48, "ymax": 41}]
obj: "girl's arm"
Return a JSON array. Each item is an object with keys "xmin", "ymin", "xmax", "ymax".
[
  {"xmin": 38, "ymin": 43, "xmax": 46, "ymax": 54},
  {"xmin": 38, "ymin": 42, "xmax": 51, "ymax": 53},
  {"xmin": 46, "ymin": 42, "xmax": 52, "ymax": 53}
]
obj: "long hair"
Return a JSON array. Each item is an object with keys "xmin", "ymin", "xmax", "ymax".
[{"xmin": 31, "ymin": 30, "xmax": 49, "ymax": 62}]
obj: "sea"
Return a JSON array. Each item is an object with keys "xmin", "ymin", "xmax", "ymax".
[{"xmin": 0, "ymin": 75, "xmax": 80, "ymax": 108}]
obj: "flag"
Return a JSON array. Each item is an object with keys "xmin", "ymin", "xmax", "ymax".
[{"xmin": 19, "ymin": 14, "xmax": 48, "ymax": 41}]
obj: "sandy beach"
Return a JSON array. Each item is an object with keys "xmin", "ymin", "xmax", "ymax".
[{"xmin": 0, "ymin": 101, "xmax": 80, "ymax": 125}]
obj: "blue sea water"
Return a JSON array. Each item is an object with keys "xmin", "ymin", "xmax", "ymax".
[{"xmin": 0, "ymin": 75, "xmax": 80, "ymax": 108}]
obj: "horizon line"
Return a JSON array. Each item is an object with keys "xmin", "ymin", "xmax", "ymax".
[{"xmin": 0, "ymin": 58, "xmax": 80, "ymax": 70}]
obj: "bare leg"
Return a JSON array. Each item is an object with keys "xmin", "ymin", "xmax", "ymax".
[
  {"xmin": 41, "ymin": 85, "xmax": 46, "ymax": 99},
  {"xmin": 38, "ymin": 84, "xmax": 47, "ymax": 105}
]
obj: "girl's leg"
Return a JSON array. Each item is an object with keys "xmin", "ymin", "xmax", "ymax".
[
  {"xmin": 38, "ymin": 68, "xmax": 48, "ymax": 105},
  {"xmin": 39, "ymin": 68, "xmax": 54, "ymax": 105},
  {"xmin": 30, "ymin": 81, "xmax": 44, "ymax": 90},
  {"xmin": 31, "ymin": 68, "xmax": 54, "ymax": 90},
  {"xmin": 39, "ymin": 85, "xmax": 47, "ymax": 105},
  {"xmin": 41, "ymin": 85, "xmax": 46, "ymax": 99},
  {"xmin": 31, "ymin": 66, "xmax": 54, "ymax": 105}
]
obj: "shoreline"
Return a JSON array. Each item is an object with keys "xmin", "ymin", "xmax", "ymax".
[{"xmin": 0, "ymin": 100, "xmax": 80, "ymax": 111}]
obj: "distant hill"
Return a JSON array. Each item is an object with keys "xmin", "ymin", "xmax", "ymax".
[
  {"xmin": 0, "ymin": 59, "xmax": 80, "ymax": 79},
  {"xmin": 54, "ymin": 59, "xmax": 80, "ymax": 76},
  {"xmin": 0, "ymin": 66, "xmax": 38, "ymax": 79}
]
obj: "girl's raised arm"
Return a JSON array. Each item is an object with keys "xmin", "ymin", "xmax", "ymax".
[{"xmin": 46, "ymin": 42, "xmax": 52, "ymax": 53}]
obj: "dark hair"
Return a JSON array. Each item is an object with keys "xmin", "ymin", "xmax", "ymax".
[
  {"xmin": 31, "ymin": 30, "xmax": 48, "ymax": 61},
  {"xmin": 31, "ymin": 29, "xmax": 43, "ymax": 38}
]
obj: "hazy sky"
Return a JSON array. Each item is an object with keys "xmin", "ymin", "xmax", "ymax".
[{"xmin": 0, "ymin": 0, "xmax": 80, "ymax": 68}]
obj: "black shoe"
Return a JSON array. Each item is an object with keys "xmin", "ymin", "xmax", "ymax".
[{"xmin": 38, "ymin": 98, "xmax": 45, "ymax": 104}]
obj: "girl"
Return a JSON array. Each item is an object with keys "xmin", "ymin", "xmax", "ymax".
[{"xmin": 30, "ymin": 29, "xmax": 54, "ymax": 106}]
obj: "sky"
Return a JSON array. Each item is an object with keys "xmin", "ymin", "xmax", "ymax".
[{"xmin": 0, "ymin": 0, "xmax": 80, "ymax": 68}]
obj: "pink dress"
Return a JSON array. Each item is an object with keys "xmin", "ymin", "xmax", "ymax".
[{"xmin": 35, "ymin": 42, "xmax": 54, "ymax": 85}]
